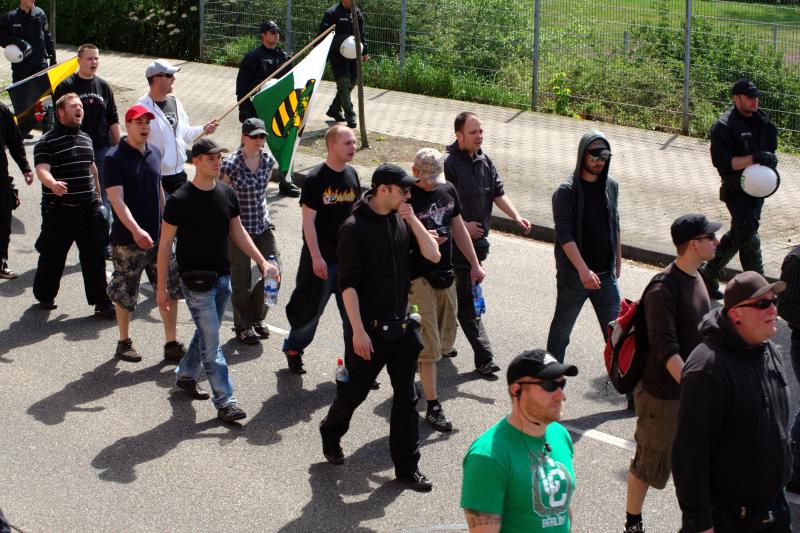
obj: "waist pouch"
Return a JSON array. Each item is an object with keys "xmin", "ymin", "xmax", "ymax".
[
  {"xmin": 370, "ymin": 318, "xmax": 408, "ymax": 341},
  {"xmin": 181, "ymin": 270, "xmax": 218, "ymax": 292},
  {"xmin": 424, "ymin": 269, "xmax": 455, "ymax": 289},
  {"xmin": 733, "ymin": 496, "xmax": 791, "ymax": 531}
]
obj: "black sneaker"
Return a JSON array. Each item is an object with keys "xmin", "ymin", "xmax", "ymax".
[
  {"xmin": 425, "ymin": 405, "xmax": 453, "ymax": 432},
  {"xmin": 624, "ymin": 522, "xmax": 645, "ymax": 533},
  {"xmin": 217, "ymin": 404, "xmax": 247, "ymax": 422},
  {"xmin": 163, "ymin": 341, "xmax": 187, "ymax": 362},
  {"xmin": 235, "ymin": 327, "xmax": 260, "ymax": 345},
  {"xmin": 94, "ymin": 302, "xmax": 116, "ymax": 319},
  {"xmin": 442, "ymin": 349, "xmax": 457, "ymax": 358},
  {"xmin": 346, "ymin": 119, "xmax": 357, "ymax": 129},
  {"xmin": 38, "ymin": 300, "xmax": 57, "ymax": 310},
  {"xmin": 176, "ymin": 379, "xmax": 210, "ymax": 400},
  {"xmin": 252, "ymin": 322, "xmax": 270, "ymax": 339},
  {"xmin": 476, "ymin": 361, "xmax": 501, "ymax": 375},
  {"xmin": 285, "ymin": 350, "xmax": 306, "ymax": 374},
  {"xmin": 279, "ymin": 182, "xmax": 301, "ymax": 198},
  {"xmin": 397, "ymin": 469, "xmax": 433, "ymax": 492},
  {"xmin": 115, "ymin": 339, "xmax": 142, "ymax": 363},
  {"xmin": 323, "ymin": 445, "xmax": 345, "ymax": 465},
  {"xmin": 325, "ymin": 110, "xmax": 346, "ymax": 122},
  {"xmin": 0, "ymin": 260, "xmax": 18, "ymax": 279}
]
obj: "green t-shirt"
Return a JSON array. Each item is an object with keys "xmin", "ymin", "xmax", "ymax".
[{"xmin": 461, "ymin": 417, "xmax": 575, "ymax": 532}]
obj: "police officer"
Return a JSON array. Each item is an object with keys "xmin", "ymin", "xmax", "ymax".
[
  {"xmin": 0, "ymin": 0, "xmax": 56, "ymax": 83},
  {"xmin": 235, "ymin": 20, "xmax": 299, "ymax": 197},
  {"xmin": 319, "ymin": 0, "xmax": 368, "ymax": 129},
  {"xmin": 703, "ymin": 79, "xmax": 778, "ymax": 300}
]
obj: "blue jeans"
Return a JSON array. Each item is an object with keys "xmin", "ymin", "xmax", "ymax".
[
  {"xmin": 282, "ymin": 261, "xmax": 346, "ymax": 354},
  {"xmin": 176, "ymin": 275, "xmax": 236, "ymax": 409},
  {"xmin": 546, "ymin": 269, "xmax": 621, "ymax": 363},
  {"xmin": 790, "ymin": 334, "xmax": 800, "ymax": 481}
]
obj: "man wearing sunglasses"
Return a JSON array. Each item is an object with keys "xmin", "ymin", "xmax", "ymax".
[
  {"xmin": 624, "ymin": 214, "xmax": 720, "ymax": 533},
  {"xmin": 778, "ymin": 245, "xmax": 800, "ymax": 495},
  {"xmin": 703, "ymin": 80, "xmax": 778, "ymax": 301},
  {"xmin": 673, "ymin": 271, "xmax": 790, "ymax": 532},
  {"xmin": 461, "ymin": 349, "xmax": 577, "ymax": 532},
  {"xmin": 137, "ymin": 59, "xmax": 219, "ymax": 196},
  {"xmin": 548, "ymin": 130, "xmax": 621, "ymax": 365}
]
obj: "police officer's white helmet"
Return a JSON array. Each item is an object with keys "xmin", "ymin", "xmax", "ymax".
[
  {"xmin": 741, "ymin": 164, "xmax": 780, "ymax": 198},
  {"xmin": 340, "ymin": 36, "xmax": 357, "ymax": 59},
  {"xmin": 4, "ymin": 44, "xmax": 24, "ymax": 63}
]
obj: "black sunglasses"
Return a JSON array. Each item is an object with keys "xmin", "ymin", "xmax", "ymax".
[
  {"xmin": 734, "ymin": 297, "xmax": 778, "ymax": 310},
  {"xmin": 516, "ymin": 380, "xmax": 567, "ymax": 392},
  {"xmin": 394, "ymin": 185, "xmax": 411, "ymax": 194},
  {"xmin": 586, "ymin": 147, "xmax": 611, "ymax": 162},
  {"xmin": 247, "ymin": 133, "xmax": 266, "ymax": 139},
  {"xmin": 154, "ymin": 73, "xmax": 174, "ymax": 79}
]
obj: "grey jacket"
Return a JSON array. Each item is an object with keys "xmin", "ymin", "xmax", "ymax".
[{"xmin": 551, "ymin": 130, "xmax": 619, "ymax": 274}]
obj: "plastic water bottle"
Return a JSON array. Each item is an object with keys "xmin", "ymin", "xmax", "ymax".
[
  {"xmin": 335, "ymin": 358, "xmax": 349, "ymax": 383},
  {"xmin": 263, "ymin": 255, "xmax": 280, "ymax": 307},
  {"xmin": 408, "ymin": 304, "xmax": 422, "ymax": 325},
  {"xmin": 472, "ymin": 283, "xmax": 486, "ymax": 317}
]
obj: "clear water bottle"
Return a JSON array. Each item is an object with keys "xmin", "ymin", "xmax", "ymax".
[
  {"xmin": 263, "ymin": 255, "xmax": 280, "ymax": 307},
  {"xmin": 408, "ymin": 304, "xmax": 421, "ymax": 325},
  {"xmin": 335, "ymin": 358, "xmax": 349, "ymax": 383},
  {"xmin": 472, "ymin": 283, "xmax": 486, "ymax": 317}
]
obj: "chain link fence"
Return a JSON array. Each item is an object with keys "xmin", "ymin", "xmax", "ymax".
[{"xmin": 201, "ymin": 0, "xmax": 800, "ymax": 149}]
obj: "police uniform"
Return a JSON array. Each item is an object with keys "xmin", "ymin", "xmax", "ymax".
[
  {"xmin": 0, "ymin": 4, "xmax": 55, "ymax": 82},
  {"xmin": 319, "ymin": 2, "xmax": 367, "ymax": 126},
  {"xmin": 704, "ymin": 82, "xmax": 778, "ymax": 292},
  {"xmin": 236, "ymin": 43, "xmax": 288, "ymax": 123}
]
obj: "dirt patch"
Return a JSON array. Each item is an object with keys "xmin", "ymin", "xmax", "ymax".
[{"xmin": 298, "ymin": 130, "xmax": 445, "ymax": 168}]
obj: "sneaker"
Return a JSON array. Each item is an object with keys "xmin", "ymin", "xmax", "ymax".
[
  {"xmin": 442, "ymin": 349, "xmax": 457, "ymax": 358},
  {"xmin": 325, "ymin": 110, "xmax": 346, "ymax": 122},
  {"xmin": 235, "ymin": 327, "xmax": 260, "ymax": 345},
  {"xmin": 346, "ymin": 119, "xmax": 357, "ymax": 129},
  {"xmin": 176, "ymin": 379, "xmax": 211, "ymax": 400},
  {"xmin": 323, "ymin": 445, "xmax": 345, "ymax": 465},
  {"xmin": 426, "ymin": 405, "xmax": 453, "ymax": 432},
  {"xmin": 285, "ymin": 349, "xmax": 306, "ymax": 374},
  {"xmin": 279, "ymin": 182, "xmax": 301, "ymax": 198},
  {"xmin": 38, "ymin": 300, "xmax": 57, "ymax": 310},
  {"xmin": 163, "ymin": 341, "xmax": 187, "ymax": 362},
  {"xmin": 217, "ymin": 404, "xmax": 247, "ymax": 422},
  {"xmin": 476, "ymin": 361, "xmax": 501, "ymax": 375},
  {"xmin": 624, "ymin": 522, "xmax": 645, "ymax": 533},
  {"xmin": 396, "ymin": 469, "xmax": 433, "ymax": 492},
  {"xmin": 252, "ymin": 322, "xmax": 270, "ymax": 339},
  {"xmin": 94, "ymin": 302, "xmax": 116, "ymax": 319},
  {"xmin": 115, "ymin": 339, "xmax": 142, "ymax": 362},
  {"xmin": 0, "ymin": 260, "xmax": 18, "ymax": 279}
]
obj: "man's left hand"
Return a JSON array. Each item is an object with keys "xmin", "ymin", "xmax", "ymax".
[
  {"xmin": 23, "ymin": 171, "xmax": 33, "ymax": 185},
  {"xmin": 516, "ymin": 216, "xmax": 532, "ymax": 234},
  {"xmin": 362, "ymin": 54, "xmax": 369, "ymax": 62},
  {"xmin": 470, "ymin": 263, "xmax": 486, "ymax": 285},
  {"xmin": 259, "ymin": 260, "xmax": 280, "ymax": 281}
]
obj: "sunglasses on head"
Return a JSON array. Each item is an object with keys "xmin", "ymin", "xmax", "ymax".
[
  {"xmin": 247, "ymin": 133, "xmax": 266, "ymax": 139},
  {"xmin": 586, "ymin": 147, "xmax": 611, "ymax": 162},
  {"xmin": 734, "ymin": 297, "xmax": 778, "ymax": 310},
  {"xmin": 516, "ymin": 379, "xmax": 567, "ymax": 392}
]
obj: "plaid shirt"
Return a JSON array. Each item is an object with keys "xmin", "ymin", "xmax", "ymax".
[{"xmin": 221, "ymin": 148, "xmax": 275, "ymax": 235}]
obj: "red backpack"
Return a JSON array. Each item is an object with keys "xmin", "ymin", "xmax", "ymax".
[{"xmin": 604, "ymin": 273, "xmax": 678, "ymax": 394}]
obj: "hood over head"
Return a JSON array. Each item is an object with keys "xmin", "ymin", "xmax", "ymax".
[{"xmin": 573, "ymin": 129, "xmax": 612, "ymax": 186}]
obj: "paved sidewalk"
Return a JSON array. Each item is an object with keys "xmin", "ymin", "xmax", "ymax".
[{"xmin": 4, "ymin": 45, "xmax": 797, "ymax": 278}]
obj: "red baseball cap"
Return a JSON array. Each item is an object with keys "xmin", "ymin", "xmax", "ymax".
[{"xmin": 125, "ymin": 104, "xmax": 155, "ymax": 122}]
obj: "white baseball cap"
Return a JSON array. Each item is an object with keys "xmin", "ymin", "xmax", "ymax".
[{"xmin": 146, "ymin": 59, "xmax": 180, "ymax": 78}]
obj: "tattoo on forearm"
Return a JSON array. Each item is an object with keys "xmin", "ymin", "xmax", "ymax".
[{"xmin": 465, "ymin": 509, "xmax": 502, "ymax": 527}]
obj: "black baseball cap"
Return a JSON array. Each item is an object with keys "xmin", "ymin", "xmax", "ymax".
[
  {"xmin": 371, "ymin": 163, "xmax": 419, "ymax": 188},
  {"xmin": 724, "ymin": 271, "xmax": 786, "ymax": 309},
  {"xmin": 242, "ymin": 117, "xmax": 267, "ymax": 136},
  {"xmin": 670, "ymin": 214, "xmax": 722, "ymax": 246},
  {"xmin": 507, "ymin": 349, "xmax": 578, "ymax": 384},
  {"xmin": 260, "ymin": 20, "xmax": 279, "ymax": 34},
  {"xmin": 191, "ymin": 138, "xmax": 229, "ymax": 159},
  {"xmin": 732, "ymin": 79, "xmax": 763, "ymax": 98}
]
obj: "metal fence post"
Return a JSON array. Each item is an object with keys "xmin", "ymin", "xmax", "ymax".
[
  {"xmin": 198, "ymin": 0, "xmax": 205, "ymax": 59},
  {"xmin": 624, "ymin": 30, "xmax": 628, "ymax": 60},
  {"xmin": 287, "ymin": 0, "xmax": 294, "ymax": 54},
  {"xmin": 531, "ymin": 0, "xmax": 541, "ymax": 110},
  {"xmin": 773, "ymin": 23, "xmax": 778, "ymax": 51},
  {"xmin": 399, "ymin": 0, "xmax": 407, "ymax": 69},
  {"xmin": 683, "ymin": 0, "xmax": 692, "ymax": 135}
]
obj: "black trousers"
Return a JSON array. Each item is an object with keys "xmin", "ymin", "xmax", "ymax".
[
  {"xmin": 162, "ymin": 171, "xmax": 188, "ymax": 196},
  {"xmin": 320, "ymin": 323, "xmax": 423, "ymax": 477},
  {"xmin": 453, "ymin": 245, "xmax": 493, "ymax": 368},
  {"xmin": 0, "ymin": 177, "xmax": 14, "ymax": 261},
  {"xmin": 33, "ymin": 202, "xmax": 110, "ymax": 306},
  {"xmin": 681, "ymin": 492, "xmax": 791, "ymax": 533}
]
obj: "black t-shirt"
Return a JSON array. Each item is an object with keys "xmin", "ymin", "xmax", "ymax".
[
  {"xmin": 580, "ymin": 178, "xmax": 612, "ymax": 272},
  {"xmin": 299, "ymin": 163, "xmax": 360, "ymax": 261},
  {"xmin": 155, "ymin": 97, "xmax": 178, "ymax": 133},
  {"xmin": 53, "ymin": 74, "xmax": 119, "ymax": 150},
  {"xmin": 163, "ymin": 181, "xmax": 241, "ymax": 275},
  {"xmin": 409, "ymin": 182, "xmax": 462, "ymax": 280},
  {"xmin": 104, "ymin": 138, "xmax": 163, "ymax": 246}
]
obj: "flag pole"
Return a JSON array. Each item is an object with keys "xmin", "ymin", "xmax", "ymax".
[{"xmin": 191, "ymin": 24, "xmax": 337, "ymax": 143}]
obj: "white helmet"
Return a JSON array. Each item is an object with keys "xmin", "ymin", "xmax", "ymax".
[
  {"xmin": 4, "ymin": 44, "xmax": 24, "ymax": 63},
  {"xmin": 741, "ymin": 164, "xmax": 780, "ymax": 198},
  {"xmin": 340, "ymin": 35, "xmax": 357, "ymax": 60}
]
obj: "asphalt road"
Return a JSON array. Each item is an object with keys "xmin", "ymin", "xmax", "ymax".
[{"xmin": 1, "ymin": 159, "xmax": 798, "ymax": 532}]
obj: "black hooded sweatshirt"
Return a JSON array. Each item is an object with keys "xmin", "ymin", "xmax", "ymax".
[
  {"xmin": 337, "ymin": 191, "xmax": 412, "ymax": 327},
  {"xmin": 672, "ymin": 307, "xmax": 790, "ymax": 531}
]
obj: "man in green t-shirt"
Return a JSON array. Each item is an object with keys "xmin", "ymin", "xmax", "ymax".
[{"xmin": 461, "ymin": 349, "xmax": 577, "ymax": 532}]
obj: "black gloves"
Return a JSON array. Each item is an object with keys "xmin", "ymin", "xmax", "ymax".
[
  {"xmin": 49, "ymin": 54, "xmax": 56, "ymax": 67},
  {"xmin": 752, "ymin": 151, "xmax": 778, "ymax": 169}
]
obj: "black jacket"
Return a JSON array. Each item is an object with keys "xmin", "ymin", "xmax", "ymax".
[
  {"xmin": 710, "ymin": 106, "xmax": 778, "ymax": 190},
  {"xmin": 551, "ymin": 130, "xmax": 620, "ymax": 274},
  {"xmin": 319, "ymin": 2, "xmax": 367, "ymax": 78},
  {"xmin": 236, "ymin": 45, "xmax": 289, "ymax": 120},
  {"xmin": 0, "ymin": 5, "xmax": 54, "ymax": 78},
  {"xmin": 672, "ymin": 307, "xmax": 791, "ymax": 531},
  {"xmin": 0, "ymin": 102, "xmax": 30, "ymax": 183},
  {"xmin": 337, "ymin": 191, "xmax": 411, "ymax": 325},
  {"xmin": 779, "ymin": 245, "xmax": 800, "ymax": 339}
]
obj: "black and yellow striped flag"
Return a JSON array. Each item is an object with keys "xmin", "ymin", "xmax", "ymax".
[{"xmin": 6, "ymin": 56, "xmax": 78, "ymax": 134}]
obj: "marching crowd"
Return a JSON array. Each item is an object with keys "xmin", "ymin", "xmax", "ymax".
[{"xmin": 1, "ymin": 1, "xmax": 800, "ymax": 532}]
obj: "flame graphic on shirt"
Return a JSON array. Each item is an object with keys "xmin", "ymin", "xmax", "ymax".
[{"xmin": 322, "ymin": 186, "xmax": 357, "ymax": 205}]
